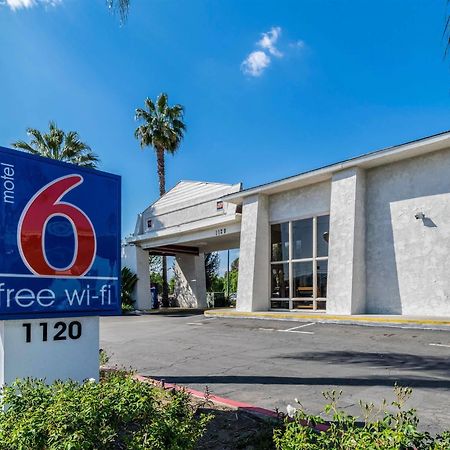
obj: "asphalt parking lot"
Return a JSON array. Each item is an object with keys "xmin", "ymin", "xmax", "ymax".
[{"xmin": 100, "ymin": 313, "xmax": 450, "ymax": 434}]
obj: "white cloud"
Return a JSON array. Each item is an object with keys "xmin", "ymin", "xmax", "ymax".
[
  {"xmin": 4, "ymin": 0, "xmax": 61, "ymax": 10},
  {"xmin": 241, "ymin": 26, "xmax": 283, "ymax": 77},
  {"xmin": 241, "ymin": 50, "xmax": 271, "ymax": 77},
  {"xmin": 241, "ymin": 26, "xmax": 305, "ymax": 77},
  {"xmin": 290, "ymin": 40, "xmax": 306, "ymax": 49},
  {"xmin": 258, "ymin": 26, "xmax": 282, "ymax": 57}
]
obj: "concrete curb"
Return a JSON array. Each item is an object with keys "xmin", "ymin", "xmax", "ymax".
[
  {"xmin": 134, "ymin": 374, "xmax": 333, "ymax": 432},
  {"xmin": 134, "ymin": 374, "xmax": 279, "ymax": 419},
  {"xmin": 101, "ymin": 369, "xmax": 330, "ymax": 432},
  {"xmin": 204, "ymin": 309, "xmax": 450, "ymax": 328}
]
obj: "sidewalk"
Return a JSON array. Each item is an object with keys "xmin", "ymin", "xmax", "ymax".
[{"xmin": 204, "ymin": 308, "xmax": 450, "ymax": 329}]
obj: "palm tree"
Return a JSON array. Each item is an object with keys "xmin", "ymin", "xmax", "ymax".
[
  {"xmin": 135, "ymin": 93, "xmax": 186, "ymax": 307},
  {"xmin": 107, "ymin": 0, "xmax": 130, "ymax": 23},
  {"xmin": 12, "ymin": 122, "xmax": 99, "ymax": 168}
]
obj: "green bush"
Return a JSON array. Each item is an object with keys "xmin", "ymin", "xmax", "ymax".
[
  {"xmin": 121, "ymin": 266, "xmax": 138, "ymax": 312},
  {"xmin": 0, "ymin": 371, "xmax": 211, "ymax": 450},
  {"xmin": 273, "ymin": 386, "xmax": 450, "ymax": 450}
]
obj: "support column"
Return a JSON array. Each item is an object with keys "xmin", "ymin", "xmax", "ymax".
[
  {"xmin": 327, "ymin": 167, "xmax": 366, "ymax": 314},
  {"xmin": 121, "ymin": 244, "xmax": 151, "ymax": 310},
  {"xmin": 174, "ymin": 253, "xmax": 207, "ymax": 308},
  {"xmin": 236, "ymin": 194, "xmax": 270, "ymax": 312}
]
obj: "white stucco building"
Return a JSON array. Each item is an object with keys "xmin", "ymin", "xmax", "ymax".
[{"xmin": 123, "ymin": 131, "xmax": 450, "ymax": 316}]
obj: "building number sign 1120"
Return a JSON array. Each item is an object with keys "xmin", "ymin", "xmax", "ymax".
[{"xmin": 22, "ymin": 320, "xmax": 82, "ymax": 343}]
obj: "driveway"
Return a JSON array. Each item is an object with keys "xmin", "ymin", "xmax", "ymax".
[{"xmin": 100, "ymin": 313, "xmax": 450, "ymax": 435}]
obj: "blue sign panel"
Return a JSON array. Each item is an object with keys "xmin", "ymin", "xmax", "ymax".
[{"xmin": 0, "ymin": 146, "xmax": 121, "ymax": 319}]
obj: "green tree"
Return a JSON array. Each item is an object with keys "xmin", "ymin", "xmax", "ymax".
[
  {"xmin": 205, "ymin": 252, "xmax": 220, "ymax": 292},
  {"xmin": 224, "ymin": 257, "xmax": 239, "ymax": 295},
  {"xmin": 135, "ymin": 93, "xmax": 186, "ymax": 307},
  {"xmin": 12, "ymin": 122, "xmax": 99, "ymax": 168},
  {"xmin": 210, "ymin": 276, "xmax": 225, "ymax": 293}
]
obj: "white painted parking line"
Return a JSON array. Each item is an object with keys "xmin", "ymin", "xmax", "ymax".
[
  {"xmin": 258, "ymin": 327, "xmax": 276, "ymax": 331},
  {"xmin": 429, "ymin": 343, "xmax": 450, "ymax": 348},
  {"xmin": 186, "ymin": 323, "xmax": 204, "ymax": 326},
  {"xmin": 278, "ymin": 330, "xmax": 315, "ymax": 334},
  {"xmin": 282, "ymin": 322, "xmax": 315, "ymax": 332}
]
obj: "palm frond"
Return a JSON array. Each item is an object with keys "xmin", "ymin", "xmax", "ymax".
[
  {"xmin": 107, "ymin": 0, "xmax": 130, "ymax": 23},
  {"xmin": 12, "ymin": 122, "xmax": 100, "ymax": 169}
]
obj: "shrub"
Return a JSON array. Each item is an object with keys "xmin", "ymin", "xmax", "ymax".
[
  {"xmin": 273, "ymin": 385, "xmax": 450, "ymax": 450},
  {"xmin": 0, "ymin": 370, "xmax": 211, "ymax": 450}
]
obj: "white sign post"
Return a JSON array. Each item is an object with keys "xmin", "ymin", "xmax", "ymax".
[{"xmin": 0, "ymin": 317, "xmax": 100, "ymax": 385}]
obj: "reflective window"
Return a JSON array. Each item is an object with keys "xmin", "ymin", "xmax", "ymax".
[
  {"xmin": 271, "ymin": 263, "xmax": 290, "ymax": 298},
  {"xmin": 317, "ymin": 260, "xmax": 328, "ymax": 298},
  {"xmin": 317, "ymin": 215, "xmax": 330, "ymax": 257},
  {"xmin": 293, "ymin": 262, "xmax": 313, "ymax": 298},
  {"xmin": 271, "ymin": 300, "xmax": 290, "ymax": 309},
  {"xmin": 270, "ymin": 215, "xmax": 329, "ymax": 311},
  {"xmin": 292, "ymin": 218, "xmax": 313, "ymax": 260},
  {"xmin": 271, "ymin": 223, "xmax": 289, "ymax": 261}
]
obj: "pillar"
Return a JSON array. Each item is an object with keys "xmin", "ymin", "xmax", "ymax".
[
  {"xmin": 121, "ymin": 244, "xmax": 151, "ymax": 310},
  {"xmin": 174, "ymin": 253, "xmax": 207, "ymax": 308},
  {"xmin": 236, "ymin": 194, "xmax": 270, "ymax": 312},
  {"xmin": 327, "ymin": 167, "xmax": 366, "ymax": 314}
]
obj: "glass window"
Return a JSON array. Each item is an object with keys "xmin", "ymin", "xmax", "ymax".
[
  {"xmin": 292, "ymin": 218, "xmax": 313, "ymax": 260},
  {"xmin": 317, "ymin": 260, "xmax": 328, "ymax": 298},
  {"xmin": 271, "ymin": 263, "xmax": 290, "ymax": 298},
  {"xmin": 293, "ymin": 300, "xmax": 314, "ymax": 309},
  {"xmin": 271, "ymin": 223, "xmax": 289, "ymax": 261},
  {"xmin": 293, "ymin": 261, "xmax": 313, "ymax": 298},
  {"xmin": 317, "ymin": 215, "xmax": 330, "ymax": 257},
  {"xmin": 271, "ymin": 300, "xmax": 290, "ymax": 309},
  {"xmin": 270, "ymin": 215, "xmax": 329, "ymax": 311}
]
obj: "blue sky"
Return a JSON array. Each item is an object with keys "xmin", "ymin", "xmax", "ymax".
[{"xmin": 0, "ymin": 0, "xmax": 449, "ymax": 249}]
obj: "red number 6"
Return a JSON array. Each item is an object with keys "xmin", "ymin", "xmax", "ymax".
[{"xmin": 18, "ymin": 175, "xmax": 96, "ymax": 277}]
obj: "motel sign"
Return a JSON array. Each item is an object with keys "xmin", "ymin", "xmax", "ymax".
[
  {"xmin": 0, "ymin": 146, "xmax": 121, "ymax": 383},
  {"xmin": 0, "ymin": 146, "xmax": 121, "ymax": 319}
]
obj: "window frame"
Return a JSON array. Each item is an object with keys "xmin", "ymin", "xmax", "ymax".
[{"xmin": 269, "ymin": 213, "xmax": 329, "ymax": 311}]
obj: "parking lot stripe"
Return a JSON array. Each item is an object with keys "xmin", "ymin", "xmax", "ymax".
[
  {"xmin": 278, "ymin": 330, "xmax": 315, "ymax": 334},
  {"xmin": 282, "ymin": 322, "xmax": 315, "ymax": 332},
  {"xmin": 429, "ymin": 343, "xmax": 450, "ymax": 348}
]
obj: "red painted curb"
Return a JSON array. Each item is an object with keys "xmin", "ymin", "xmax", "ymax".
[
  {"xmin": 135, "ymin": 374, "xmax": 279, "ymax": 418},
  {"xmin": 110, "ymin": 370, "xmax": 330, "ymax": 433}
]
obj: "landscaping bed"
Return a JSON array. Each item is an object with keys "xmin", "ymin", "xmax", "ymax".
[
  {"xmin": 1, "ymin": 367, "xmax": 450, "ymax": 449},
  {"xmin": 194, "ymin": 399, "xmax": 277, "ymax": 450}
]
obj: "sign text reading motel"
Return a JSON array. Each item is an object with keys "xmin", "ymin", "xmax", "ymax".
[{"xmin": 0, "ymin": 146, "xmax": 121, "ymax": 320}]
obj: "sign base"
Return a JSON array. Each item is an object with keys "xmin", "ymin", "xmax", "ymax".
[{"xmin": 0, "ymin": 316, "xmax": 99, "ymax": 385}]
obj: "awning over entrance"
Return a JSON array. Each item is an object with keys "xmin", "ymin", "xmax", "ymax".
[
  {"xmin": 123, "ymin": 180, "xmax": 243, "ymax": 310},
  {"xmin": 126, "ymin": 180, "xmax": 242, "ymax": 253}
]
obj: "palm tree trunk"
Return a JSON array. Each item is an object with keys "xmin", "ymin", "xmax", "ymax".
[
  {"xmin": 156, "ymin": 147, "xmax": 169, "ymax": 307},
  {"xmin": 156, "ymin": 147, "xmax": 166, "ymax": 197}
]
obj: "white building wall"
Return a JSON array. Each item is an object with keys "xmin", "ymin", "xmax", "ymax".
[
  {"xmin": 174, "ymin": 253, "xmax": 207, "ymax": 308},
  {"xmin": 366, "ymin": 147, "xmax": 450, "ymax": 316},
  {"xmin": 143, "ymin": 200, "xmax": 237, "ymax": 233},
  {"xmin": 327, "ymin": 168, "xmax": 366, "ymax": 314},
  {"xmin": 237, "ymin": 195, "xmax": 270, "ymax": 311},
  {"xmin": 121, "ymin": 244, "xmax": 151, "ymax": 310},
  {"xmin": 269, "ymin": 181, "xmax": 331, "ymax": 222}
]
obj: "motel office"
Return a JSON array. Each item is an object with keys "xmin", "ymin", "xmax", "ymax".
[{"xmin": 123, "ymin": 131, "xmax": 450, "ymax": 316}]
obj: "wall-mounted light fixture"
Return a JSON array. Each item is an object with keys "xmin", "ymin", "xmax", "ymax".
[{"xmin": 414, "ymin": 212, "xmax": 425, "ymax": 220}]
